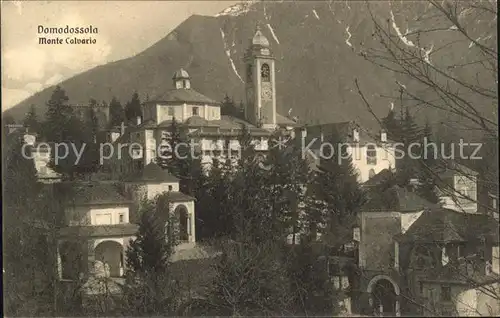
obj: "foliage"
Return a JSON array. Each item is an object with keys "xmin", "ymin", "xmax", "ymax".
[
  {"xmin": 208, "ymin": 240, "xmax": 294, "ymax": 316},
  {"xmin": 124, "ymin": 193, "xmax": 179, "ymax": 315},
  {"xmin": 416, "ymin": 121, "xmax": 440, "ymax": 203},
  {"xmin": 308, "ymin": 131, "xmax": 365, "ymax": 248},
  {"xmin": 23, "ymin": 104, "xmax": 41, "ymax": 133},
  {"xmin": 124, "ymin": 92, "xmax": 142, "ymax": 123},
  {"xmin": 108, "ymin": 96, "xmax": 125, "ymax": 127}
]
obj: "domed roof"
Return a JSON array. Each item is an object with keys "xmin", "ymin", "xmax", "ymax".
[
  {"xmin": 252, "ymin": 26, "xmax": 269, "ymax": 47},
  {"xmin": 172, "ymin": 68, "xmax": 190, "ymax": 80}
]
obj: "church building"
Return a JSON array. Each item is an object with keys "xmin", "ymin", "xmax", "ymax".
[{"xmin": 106, "ymin": 27, "xmax": 298, "ymax": 178}]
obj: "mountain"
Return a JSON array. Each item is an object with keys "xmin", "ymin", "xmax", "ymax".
[{"xmin": 4, "ymin": 0, "xmax": 496, "ymax": 137}]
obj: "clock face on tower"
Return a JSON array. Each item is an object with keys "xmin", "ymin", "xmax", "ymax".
[{"xmin": 261, "ymin": 84, "xmax": 272, "ymax": 100}]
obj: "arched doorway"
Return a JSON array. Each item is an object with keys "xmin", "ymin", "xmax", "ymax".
[
  {"xmin": 174, "ymin": 205, "xmax": 190, "ymax": 242},
  {"xmin": 367, "ymin": 275, "xmax": 400, "ymax": 316},
  {"xmin": 94, "ymin": 241, "xmax": 124, "ymax": 277}
]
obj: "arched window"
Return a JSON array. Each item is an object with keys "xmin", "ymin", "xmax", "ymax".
[
  {"xmin": 261, "ymin": 63, "xmax": 270, "ymax": 82},
  {"xmin": 175, "ymin": 205, "xmax": 190, "ymax": 242}
]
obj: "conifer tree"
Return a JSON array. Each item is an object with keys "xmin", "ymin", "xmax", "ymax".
[
  {"xmin": 309, "ymin": 131, "xmax": 365, "ymax": 249},
  {"xmin": 87, "ymin": 99, "xmax": 99, "ymax": 142},
  {"xmin": 382, "ymin": 107, "xmax": 401, "ymax": 142},
  {"xmin": 108, "ymin": 97, "xmax": 125, "ymax": 127},
  {"xmin": 125, "ymin": 193, "xmax": 178, "ymax": 315},
  {"xmin": 3, "ymin": 114, "xmax": 16, "ymax": 126},
  {"xmin": 23, "ymin": 104, "xmax": 40, "ymax": 133},
  {"xmin": 396, "ymin": 106, "xmax": 423, "ymax": 186},
  {"xmin": 125, "ymin": 92, "xmax": 142, "ymax": 123},
  {"xmin": 416, "ymin": 121, "xmax": 440, "ymax": 203}
]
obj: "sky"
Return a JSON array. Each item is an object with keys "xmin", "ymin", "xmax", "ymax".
[{"xmin": 1, "ymin": 0, "xmax": 238, "ymax": 111}]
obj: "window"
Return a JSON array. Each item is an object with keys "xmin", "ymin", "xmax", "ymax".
[
  {"xmin": 192, "ymin": 107, "xmax": 199, "ymax": 116},
  {"xmin": 419, "ymin": 281, "xmax": 424, "ymax": 294},
  {"xmin": 168, "ymin": 185, "xmax": 173, "ymax": 191},
  {"xmin": 441, "ymin": 286, "xmax": 451, "ymax": 301},
  {"xmin": 118, "ymin": 214, "xmax": 124, "ymax": 223},
  {"xmin": 168, "ymin": 107, "xmax": 174, "ymax": 117},
  {"xmin": 261, "ymin": 63, "xmax": 270, "ymax": 82},
  {"xmin": 366, "ymin": 145, "xmax": 377, "ymax": 165}
]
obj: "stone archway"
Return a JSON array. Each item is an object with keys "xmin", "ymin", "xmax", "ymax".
[
  {"xmin": 94, "ymin": 240, "xmax": 124, "ymax": 277},
  {"xmin": 174, "ymin": 205, "xmax": 190, "ymax": 242},
  {"xmin": 367, "ymin": 275, "xmax": 401, "ymax": 316}
]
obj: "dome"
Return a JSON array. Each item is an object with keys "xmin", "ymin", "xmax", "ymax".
[
  {"xmin": 252, "ymin": 27, "xmax": 269, "ymax": 47},
  {"xmin": 172, "ymin": 68, "xmax": 190, "ymax": 80}
]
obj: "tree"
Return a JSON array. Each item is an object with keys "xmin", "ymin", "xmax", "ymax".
[
  {"xmin": 23, "ymin": 104, "xmax": 40, "ymax": 133},
  {"xmin": 124, "ymin": 193, "xmax": 178, "ymax": 315},
  {"xmin": 208, "ymin": 240, "xmax": 294, "ymax": 316},
  {"xmin": 2, "ymin": 134, "xmax": 53, "ymax": 316},
  {"xmin": 156, "ymin": 118, "xmax": 194, "ymax": 194},
  {"xmin": 125, "ymin": 92, "xmax": 142, "ymax": 123},
  {"xmin": 108, "ymin": 97, "xmax": 125, "ymax": 127},
  {"xmin": 356, "ymin": 0, "xmax": 499, "ymax": 311},
  {"xmin": 3, "ymin": 114, "xmax": 16, "ymax": 126},
  {"xmin": 382, "ymin": 106, "xmax": 401, "ymax": 142},
  {"xmin": 416, "ymin": 120, "xmax": 440, "ymax": 203},
  {"xmin": 87, "ymin": 99, "xmax": 99, "ymax": 142},
  {"xmin": 396, "ymin": 105, "xmax": 423, "ymax": 186},
  {"xmin": 309, "ymin": 131, "xmax": 365, "ymax": 249}
]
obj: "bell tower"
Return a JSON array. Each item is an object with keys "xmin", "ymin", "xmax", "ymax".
[{"xmin": 244, "ymin": 26, "xmax": 276, "ymax": 130}]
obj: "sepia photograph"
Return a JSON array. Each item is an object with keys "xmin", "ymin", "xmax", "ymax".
[{"xmin": 1, "ymin": 0, "xmax": 498, "ymax": 316}]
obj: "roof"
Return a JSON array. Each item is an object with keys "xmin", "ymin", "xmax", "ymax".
[
  {"xmin": 418, "ymin": 262, "xmax": 500, "ymax": 286},
  {"xmin": 362, "ymin": 168, "xmax": 395, "ymax": 187},
  {"xmin": 252, "ymin": 27, "xmax": 270, "ymax": 47},
  {"xmin": 395, "ymin": 208, "xmax": 499, "ymax": 243},
  {"xmin": 276, "ymin": 113, "xmax": 299, "ymax": 126},
  {"xmin": 301, "ymin": 121, "xmax": 382, "ymax": 145},
  {"xmin": 58, "ymin": 223, "xmax": 139, "ymax": 238},
  {"xmin": 363, "ymin": 185, "xmax": 435, "ymax": 212},
  {"xmin": 173, "ymin": 68, "xmax": 190, "ymax": 80},
  {"xmin": 149, "ymin": 88, "xmax": 218, "ymax": 105},
  {"xmin": 166, "ymin": 191, "xmax": 195, "ymax": 202},
  {"xmin": 66, "ymin": 182, "xmax": 132, "ymax": 206},
  {"xmin": 125, "ymin": 162, "xmax": 179, "ymax": 183},
  {"xmin": 437, "ymin": 160, "xmax": 479, "ymax": 177}
]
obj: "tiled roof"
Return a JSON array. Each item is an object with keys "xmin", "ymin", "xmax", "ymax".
[
  {"xmin": 150, "ymin": 88, "xmax": 218, "ymax": 105},
  {"xmin": 395, "ymin": 208, "xmax": 499, "ymax": 243},
  {"xmin": 66, "ymin": 182, "xmax": 131, "ymax": 206},
  {"xmin": 167, "ymin": 191, "xmax": 195, "ymax": 202},
  {"xmin": 363, "ymin": 185, "xmax": 435, "ymax": 212},
  {"xmin": 362, "ymin": 169, "xmax": 395, "ymax": 187},
  {"xmin": 58, "ymin": 223, "xmax": 139, "ymax": 238},
  {"xmin": 125, "ymin": 162, "xmax": 179, "ymax": 183},
  {"xmin": 301, "ymin": 121, "xmax": 383, "ymax": 145}
]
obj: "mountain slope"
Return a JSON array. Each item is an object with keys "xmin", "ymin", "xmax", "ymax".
[{"xmin": 4, "ymin": 0, "xmax": 496, "ymax": 136}]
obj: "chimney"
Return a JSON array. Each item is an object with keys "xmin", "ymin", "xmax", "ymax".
[
  {"xmin": 120, "ymin": 122, "xmax": 125, "ymax": 135},
  {"xmin": 353, "ymin": 128, "xmax": 360, "ymax": 142},
  {"xmin": 136, "ymin": 116, "xmax": 142, "ymax": 126},
  {"xmin": 381, "ymin": 130, "xmax": 387, "ymax": 142}
]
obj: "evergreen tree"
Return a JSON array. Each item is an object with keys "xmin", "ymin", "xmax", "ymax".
[
  {"xmin": 125, "ymin": 92, "xmax": 142, "ymax": 123},
  {"xmin": 108, "ymin": 97, "xmax": 125, "ymax": 127},
  {"xmin": 396, "ymin": 106, "xmax": 423, "ymax": 186},
  {"xmin": 382, "ymin": 107, "xmax": 400, "ymax": 142},
  {"xmin": 125, "ymin": 193, "xmax": 178, "ymax": 315},
  {"xmin": 208, "ymin": 240, "xmax": 293, "ymax": 316},
  {"xmin": 23, "ymin": 104, "xmax": 40, "ymax": 133},
  {"xmin": 416, "ymin": 121, "xmax": 440, "ymax": 203},
  {"xmin": 42, "ymin": 85, "xmax": 73, "ymax": 141},
  {"xmin": 86, "ymin": 99, "xmax": 99, "ymax": 142},
  {"xmin": 156, "ymin": 118, "xmax": 194, "ymax": 193},
  {"xmin": 3, "ymin": 114, "xmax": 16, "ymax": 126},
  {"xmin": 3, "ymin": 134, "xmax": 52, "ymax": 316},
  {"xmin": 309, "ymin": 131, "xmax": 365, "ymax": 249}
]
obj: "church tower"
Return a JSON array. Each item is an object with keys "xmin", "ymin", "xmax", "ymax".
[{"xmin": 244, "ymin": 26, "xmax": 276, "ymax": 130}]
